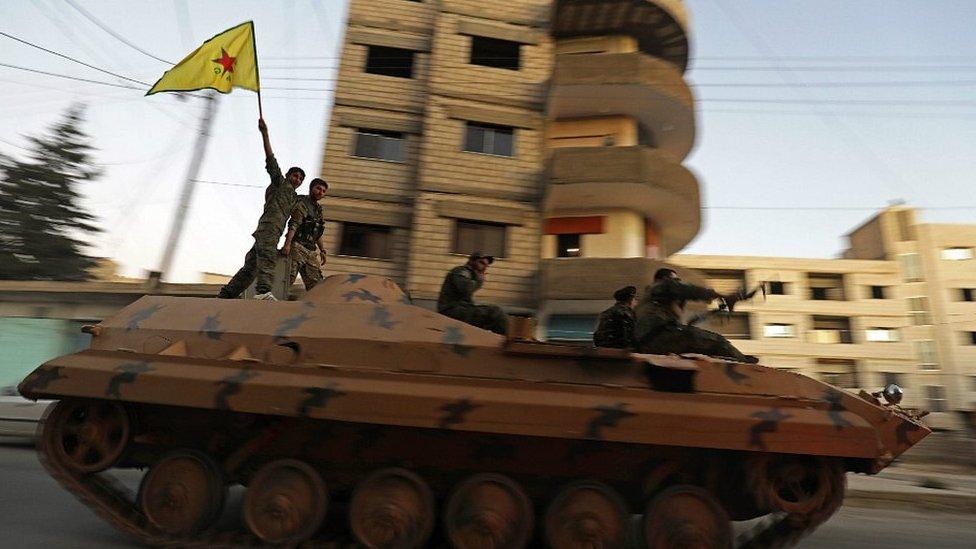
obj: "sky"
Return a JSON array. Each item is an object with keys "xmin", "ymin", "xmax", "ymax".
[{"xmin": 1, "ymin": 0, "xmax": 975, "ymax": 281}]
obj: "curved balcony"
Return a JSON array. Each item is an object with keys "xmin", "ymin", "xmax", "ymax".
[
  {"xmin": 539, "ymin": 257, "xmax": 704, "ymax": 301},
  {"xmin": 551, "ymin": 0, "xmax": 690, "ymax": 72},
  {"xmin": 548, "ymin": 52, "xmax": 695, "ymax": 160},
  {"xmin": 545, "ymin": 146, "xmax": 701, "ymax": 254}
]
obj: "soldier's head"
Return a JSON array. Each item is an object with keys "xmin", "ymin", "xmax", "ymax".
[
  {"xmin": 614, "ymin": 285, "xmax": 638, "ymax": 308},
  {"xmin": 286, "ymin": 167, "xmax": 305, "ymax": 189},
  {"xmin": 467, "ymin": 251, "xmax": 494, "ymax": 273},
  {"xmin": 654, "ymin": 268, "xmax": 679, "ymax": 282},
  {"xmin": 309, "ymin": 178, "xmax": 328, "ymax": 200}
]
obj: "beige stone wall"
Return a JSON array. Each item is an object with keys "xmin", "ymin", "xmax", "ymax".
[
  {"xmin": 320, "ymin": 106, "xmax": 421, "ymax": 200},
  {"xmin": 347, "ymin": 0, "xmax": 438, "ymax": 34},
  {"xmin": 417, "ymin": 96, "xmax": 545, "ymax": 200},
  {"xmin": 405, "ymin": 192, "xmax": 541, "ymax": 307}
]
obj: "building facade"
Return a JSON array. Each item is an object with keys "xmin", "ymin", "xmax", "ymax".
[
  {"xmin": 669, "ymin": 207, "xmax": 976, "ymax": 431},
  {"xmin": 318, "ymin": 0, "xmax": 696, "ymax": 313}
]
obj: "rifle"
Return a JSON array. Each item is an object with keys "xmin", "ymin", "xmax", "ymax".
[{"xmin": 688, "ymin": 282, "xmax": 767, "ymax": 326}]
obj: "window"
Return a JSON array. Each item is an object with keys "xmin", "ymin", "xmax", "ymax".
[
  {"xmin": 967, "ymin": 331, "xmax": 976, "ymax": 345},
  {"xmin": 768, "ymin": 281, "xmax": 787, "ymax": 295},
  {"xmin": 899, "ymin": 253, "xmax": 922, "ymax": 282},
  {"xmin": 546, "ymin": 314, "xmax": 598, "ymax": 343},
  {"xmin": 469, "ymin": 35, "xmax": 520, "ymax": 70},
  {"xmin": 763, "ymin": 324, "xmax": 796, "ymax": 338},
  {"xmin": 338, "ymin": 223, "xmax": 393, "ymax": 259},
  {"xmin": 809, "ymin": 316, "xmax": 853, "ymax": 344},
  {"xmin": 960, "ymin": 288, "xmax": 975, "ymax": 302},
  {"xmin": 817, "ymin": 359, "xmax": 859, "ymax": 389},
  {"xmin": 556, "ymin": 234, "xmax": 581, "ymax": 258},
  {"xmin": 454, "ymin": 219, "xmax": 506, "ymax": 258},
  {"xmin": 941, "ymin": 247, "xmax": 974, "ymax": 261},
  {"xmin": 704, "ymin": 270, "xmax": 746, "ymax": 295},
  {"xmin": 709, "ymin": 313, "xmax": 751, "ymax": 340},
  {"xmin": 807, "ymin": 273, "xmax": 845, "ymax": 300},
  {"xmin": 915, "ymin": 340, "xmax": 938, "ymax": 370},
  {"xmin": 365, "ymin": 45, "xmax": 415, "ymax": 78},
  {"xmin": 925, "ymin": 386, "xmax": 947, "ymax": 412},
  {"xmin": 865, "ymin": 328, "xmax": 900, "ymax": 342},
  {"xmin": 464, "ymin": 122, "xmax": 515, "ymax": 157},
  {"xmin": 907, "ymin": 296, "xmax": 931, "ymax": 326},
  {"xmin": 353, "ymin": 129, "xmax": 406, "ymax": 162},
  {"xmin": 870, "ymin": 285, "xmax": 887, "ymax": 299}
]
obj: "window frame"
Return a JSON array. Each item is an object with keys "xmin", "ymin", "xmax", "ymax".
[
  {"xmin": 364, "ymin": 44, "xmax": 415, "ymax": 78},
  {"xmin": 469, "ymin": 35, "xmax": 521, "ymax": 70},
  {"xmin": 556, "ymin": 233, "xmax": 582, "ymax": 258},
  {"xmin": 870, "ymin": 285, "xmax": 887, "ymax": 299},
  {"xmin": 463, "ymin": 121, "xmax": 516, "ymax": 157},
  {"xmin": 337, "ymin": 222, "xmax": 394, "ymax": 260},
  {"xmin": 767, "ymin": 281, "xmax": 787, "ymax": 295},
  {"xmin": 452, "ymin": 218, "xmax": 508, "ymax": 258},
  {"xmin": 762, "ymin": 323, "xmax": 796, "ymax": 338},
  {"xmin": 865, "ymin": 328, "xmax": 900, "ymax": 343},
  {"xmin": 925, "ymin": 385, "xmax": 947, "ymax": 412},
  {"xmin": 941, "ymin": 247, "xmax": 974, "ymax": 261},
  {"xmin": 352, "ymin": 128, "xmax": 407, "ymax": 163},
  {"xmin": 915, "ymin": 340, "xmax": 939, "ymax": 370}
]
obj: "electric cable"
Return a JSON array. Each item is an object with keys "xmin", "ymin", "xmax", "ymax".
[{"xmin": 64, "ymin": 0, "xmax": 174, "ymax": 65}]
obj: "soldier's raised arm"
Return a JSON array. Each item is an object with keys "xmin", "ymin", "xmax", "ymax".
[
  {"xmin": 658, "ymin": 278, "xmax": 721, "ymax": 303},
  {"xmin": 447, "ymin": 267, "xmax": 480, "ymax": 297},
  {"xmin": 258, "ymin": 118, "xmax": 273, "ymax": 158}
]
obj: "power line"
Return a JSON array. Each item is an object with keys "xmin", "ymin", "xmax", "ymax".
[
  {"xmin": 0, "ymin": 63, "xmax": 143, "ymax": 90},
  {"xmin": 0, "ymin": 31, "xmax": 150, "ymax": 86},
  {"xmin": 64, "ymin": 0, "xmax": 174, "ymax": 65}
]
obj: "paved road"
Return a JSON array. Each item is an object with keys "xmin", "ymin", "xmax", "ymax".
[{"xmin": 0, "ymin": 443, "xmax": 972, "ymax": 548}]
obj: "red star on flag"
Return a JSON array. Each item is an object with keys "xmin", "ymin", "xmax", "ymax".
[{"xmin": 212, "ymin": 48, "xmax": 236, "ymax": 74}]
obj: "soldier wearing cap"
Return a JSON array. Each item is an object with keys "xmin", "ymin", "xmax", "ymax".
[
  {"xmin": 593, "ymin": 285, "xmax": 638, "ymax": 349},
  {"xmin": 281, "ymin": 177, "xmax": 329, "ymax": 294},
  {"xmin": 437, "ymin": 252, "xmax": 508, "ymax": 335}
]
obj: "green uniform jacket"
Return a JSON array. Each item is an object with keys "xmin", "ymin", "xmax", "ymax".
[
  {"xmin": 593, "ymin": 302, "xmax": 636, "ymax": 349},
  {"xmin": 634, "ymin": 279, "xmax": 719, "ymax": 342},
  {"xmin": 253, "ymin": 155, "xmax": 297, "ymax": 237},
  {"xmin": 288, "ymin": 195, "xmax": 325, "ymax": 249},
  {"xmin": 436, "ymin": 265, "xmax": 482, "ymax": 313}
]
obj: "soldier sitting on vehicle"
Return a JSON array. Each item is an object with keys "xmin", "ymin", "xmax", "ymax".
[
  {"xmin": 593, "ymin": 285, "xmax": 638, "ymax": 349},
  {"xmin": 634, "ymin": 268, "xmax": 758, "ymax": 363},
  {"xmin": 437, "ymin": 252, "xmax": 508, "ymax": 335}
]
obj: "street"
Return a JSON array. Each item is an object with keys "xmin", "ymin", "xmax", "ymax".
[{"xmin": 0, "ymin": 444, "xmax": 972, "ymax": 548}]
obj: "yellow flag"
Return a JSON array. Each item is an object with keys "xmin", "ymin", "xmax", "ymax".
[{"xmin": 147, "ymin": 21, "xmax": 259, "ymax": 95}]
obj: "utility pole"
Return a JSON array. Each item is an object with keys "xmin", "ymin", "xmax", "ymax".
[{"xmin": 149, "ymin": 92, "xmax": 218, "ymax": 287}]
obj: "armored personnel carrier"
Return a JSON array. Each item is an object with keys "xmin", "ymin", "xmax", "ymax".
[{"xmin": 19, "ymin": 274, "xmax": 929, "ymax": 548}]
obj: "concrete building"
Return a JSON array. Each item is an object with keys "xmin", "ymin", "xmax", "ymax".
[
  {"xmin": 318, "ymin": 0, "xmax": 695, "ymax": 315},
  {"xmin": 665, "ymin": 206, "xmax": 976, "ymax": 431}
]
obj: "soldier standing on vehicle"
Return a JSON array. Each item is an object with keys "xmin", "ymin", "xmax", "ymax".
[
  {"xmin": 635, "ymin": 268, "xmax": 757, "ymax": 362},
  {"xmin": 217, "ymin": 118, "xmax": 304, "ymax": 301},
  {"xmin": 437, "ymin": 252, "xmax": 508, "ymax": 335},
  {"xmin": 593, "ymin": 285, "xmax": 638, "ymax": 349},
  {"xmin": 281, "ymin": 177, "xmax": 328, "ymax": 294}
]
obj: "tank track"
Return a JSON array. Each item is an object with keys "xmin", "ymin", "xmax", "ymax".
[{"xmin": 37, "ymin": 411, "xmax": 844, "ymax": 548}]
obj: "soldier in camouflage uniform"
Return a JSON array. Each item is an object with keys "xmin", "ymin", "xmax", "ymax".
[
  {"xmin": 218, "ymin": 118, "xmax": 304, "ymax": 300},
  {"xmin": 282, "ymin": 178, "xmax": 329, "ymax": 294},
  {"xmin": 437, "ymin": 252, "xmax": 508, "ymax": 335},
  {"xmin": 593, "ymin": 285, "xmax": 638, "ymax": 349},
  {"xmin": 635, "ymin": 268, "xmax": 757, "ymax": 363}
]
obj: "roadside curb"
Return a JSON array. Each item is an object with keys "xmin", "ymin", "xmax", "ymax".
[{"xmin": 844, "ymin": 488, "xmax": 976, "ymax": 513}]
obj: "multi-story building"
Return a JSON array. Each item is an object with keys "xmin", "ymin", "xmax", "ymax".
[
  {"xmin": 318, "ymin": 0, "xmax": 696, "ymax": 314},
  {"xmin": 668, "ymin": 206, "xmax": 976, "ymax": 431},
  {"xmin": 314, "ymin": 2, "xmax": 975, "ymax": 429}
]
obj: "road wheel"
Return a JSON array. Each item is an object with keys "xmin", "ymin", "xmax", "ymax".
[
  {"xmin": 42, "ymin": 399, "xmax": 130, "ymax": 473},
  {"xmin": 642, "ymin": 485, "xmax": 731, "ymax": 549},
  {"xmin": 243, "ymin": 458, "xmax": 327, "ymax": 544},
  {"xmin": 545, "ymin": 480, "xmax": 630, "ymax": 548},
  {"xmin": 349, "ymin": 467, "xmax": 435, "ymax": 548},
  {"xmin": 444, "ymin": 473, "xmax": 533, "ymax": 549},
  {"xmin": 138, "ymin": 449, "xmax": 226, "ymax": 536}
]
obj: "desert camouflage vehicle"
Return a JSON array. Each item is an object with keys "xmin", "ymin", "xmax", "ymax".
[{"xmin": 19, "ymin": 274, "xmax": 929, "ymax": 548}]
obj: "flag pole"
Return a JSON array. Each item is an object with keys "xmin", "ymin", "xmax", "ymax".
[{"xmin": 251, "ymin": 21, "xmax": 263, "ymax": 119}]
